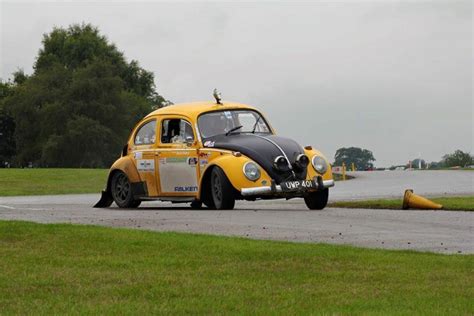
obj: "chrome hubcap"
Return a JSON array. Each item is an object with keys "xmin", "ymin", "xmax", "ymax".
[{"xmin": 114, "ymin": 173, "xmax": 130, "ymax": 202}]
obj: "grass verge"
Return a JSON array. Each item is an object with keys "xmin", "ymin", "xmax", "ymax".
[
  {"xmin": 0, "ymin": 168, "xmax": 107, "ymax": 196},
  {"xmin": 0, "ymin": 221, "xmax": 472, "ymax": 314},
  {"xmin": 329, "ymin": 196, "xmax": 474, "ymax": 211}
]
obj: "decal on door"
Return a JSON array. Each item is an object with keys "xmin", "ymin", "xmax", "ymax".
[
  {"xmin": 159, "ymin": 156, "xmax": 198, "ymax": 193},
  {"xmin": 137, "ymin": 159, "xmax": 155, "ymax": 171},
  {"xmin": 187, "ymin": 157, "xmax": 198, "ymax": 166},
  {"xmin": 174, "ymin": 186, "xmax": 198, "ymax": 192},
  {"xmin": 134, "ymin": 151, "xmax": 143, "ymax": 159}
]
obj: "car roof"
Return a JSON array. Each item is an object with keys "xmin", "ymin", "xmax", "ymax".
[{"xmin": 145, "ymin": 101, "xmax": 259, "ymax": 120}]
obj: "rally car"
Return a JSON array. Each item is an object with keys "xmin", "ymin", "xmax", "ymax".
[{"xmin": 95, "ymin": 91, "xmax": 334, "ymax": 210}]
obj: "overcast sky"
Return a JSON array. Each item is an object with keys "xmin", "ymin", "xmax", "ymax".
[{"xmin": 1, "ymin": 0, "xmax": 472, "ymax": 166}]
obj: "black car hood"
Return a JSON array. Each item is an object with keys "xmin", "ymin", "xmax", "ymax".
[{"xmin": 204, "ymin": 134, "xmax": 307, "ymax": 183}]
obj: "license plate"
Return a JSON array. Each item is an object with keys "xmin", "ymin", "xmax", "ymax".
[{"xmin": 280, "ymin": 179, "xmax": 316, "ymax": 192}]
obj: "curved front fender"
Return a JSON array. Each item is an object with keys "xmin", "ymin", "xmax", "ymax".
[
  {"xmin": 304, "ymin": 148, "xmax": 333, "ymax": 181},
  {"xmin": 198, "ymin": 154, "xmax": 272, "ymax": 197}
]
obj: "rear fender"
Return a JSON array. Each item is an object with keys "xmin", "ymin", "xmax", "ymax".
[
  {"xmin": 94, "ymin": 156, "xmax": 143, "ymax": 208},
  {"xmin": 105, "ymin": 156, "xmax": 141, "ymax": 192}
]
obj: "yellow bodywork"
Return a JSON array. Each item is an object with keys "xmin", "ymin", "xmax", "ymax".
[{"xmin": 105, "ymin": 101, "xmax": 333, "ymax": 201}]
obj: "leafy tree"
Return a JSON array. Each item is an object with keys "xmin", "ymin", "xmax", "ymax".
[
  {"xmin": 441, "ymin": 150, "xmax": 473, "ymax": 168},
  {"xmin": 0, "ymin": 81, "xmax": 16, "ymax": 166},
  {"xmin": 334, "ymin": 147, "xmax": 376, "ymax": 170},
  {"xmin": 2, "ymin": 23, "xmax": 168, "ymax": 167}
]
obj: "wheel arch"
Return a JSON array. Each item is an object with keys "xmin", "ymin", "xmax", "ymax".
[
  {"xmin": 198, "ymin": 154, "xmax": 269, "ymax": 200},
  {"xmin": 105, "ymin": 156, "xmax": 141, "ymax": 192}
]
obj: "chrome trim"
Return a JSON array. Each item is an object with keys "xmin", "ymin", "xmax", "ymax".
[
  {"xmin": 241, "ymin": 179, "xmax": 335, "ymax": 196},
  {"xmin": 311, "ymin": 155, "xmax": 328, "ymax": 174},
  {"xmin": 273, "ymin": 155, "xmax": 290, "ymax": 171},
  {"xmin": 295, "ymin": 153, "xmax": 309, "ymax": 167},
  {"xmin": 195, "ymin": 122, "xmax": 202, "ymax": 143},
  {"xmin": 242, "ymin": 161, "xmax": 261, "ymax": 181}
]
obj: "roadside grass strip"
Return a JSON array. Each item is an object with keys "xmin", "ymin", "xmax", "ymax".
[
  {"xmin": 329, "ymin": 196, "xmax": 474, "ymax": 211},
  {"xmin": 0, "ymin": 221, "xmax": 472, "ymax": 314},
  {"xmin": 0, "ymin": 168, "xmax": 108, "ymax": 196}
]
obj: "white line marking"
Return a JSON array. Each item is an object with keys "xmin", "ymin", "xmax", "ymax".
[{"xmin": 0, "ymin": 205, "xmax": 16, "ymax": 210}]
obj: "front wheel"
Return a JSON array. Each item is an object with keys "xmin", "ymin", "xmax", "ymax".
[
  {"xmin": 304, "ymin": 189, "xmax": 328, "ymax": 210},
  {"xmin": 210, "ymin": 167, "xmax": 235, "ymax": 210},
  {"xmin": 111, "ymin": 171, "xmax": 141, "ymax": 208}
]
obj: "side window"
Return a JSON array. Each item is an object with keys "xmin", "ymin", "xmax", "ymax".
[
  {"xmin": 161, "ymin": 119, "xmax": 195, "ymax": 144},
  {"xmin": 134, "ymin": 120, "xmax": 156, "ymax": 145}
]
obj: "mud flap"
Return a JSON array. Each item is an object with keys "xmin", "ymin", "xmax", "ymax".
[{"xmin": 93, "ymin": 190, "xmax": 114, "ymax": 208}]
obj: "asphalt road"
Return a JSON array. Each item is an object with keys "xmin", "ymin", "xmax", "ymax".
[{"xmin": 0, "ymin": 171, "xmax": 472, "ymax": 254}]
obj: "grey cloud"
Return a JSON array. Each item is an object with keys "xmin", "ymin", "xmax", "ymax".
[{"xmin": 1, "ymin": 1, "xmax": 472, "ymax": 166}]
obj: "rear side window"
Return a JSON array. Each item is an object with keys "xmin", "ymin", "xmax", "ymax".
[{"xmin": 134, "ymin": 120, "xmax": 156, "ymax": 145}]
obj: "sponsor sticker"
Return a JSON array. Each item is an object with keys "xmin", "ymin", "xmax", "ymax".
[
  {"xmin": 137, "ymin": 159, "xmax": 155, "ymax": 172},
  {"xmin": 199, "ymin": 159, "xmax": 208, "ymax": 166},
  {"xmin": 204, "ymin": 140, "xmax": 215, "ymax": 147},
  {"xmin": 199, "ymin": 152, "xmax": 210, "ymax": 158},
  {"xmin": 224, "ymin": 111, "xmax": 232, "ymax": 119},
  {"xmin": 174, "ymin": 186, "xmax": 198, "ymax": 192},
  {"xmin": 134, "ymin": 151, "xmax": 143, "ymax": 159},
  {"xmin": 187, "ymin": 157, "xmax": 198, "ymax": 166},
  {"xmin": 167, "ymin": 157, "xmax": 187, "ymax": 163}
]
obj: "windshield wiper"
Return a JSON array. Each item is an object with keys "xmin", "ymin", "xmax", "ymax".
[
  {"xmin": 225, "ymin": 125, "xmax": 243, "ymax": 136},
  {"xmin": 251, "ymin": 115, "xmax": 262, "ymax": 133}
]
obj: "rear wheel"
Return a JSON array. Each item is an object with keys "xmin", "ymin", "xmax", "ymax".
[
  {"xmin": 304, "ymin": 189, "xmax": 328, "ymax": 210},
  {"xmin": 111, "ymin": 171, "xmax": 141, "ymax": 208},
  {"xmin": 210, "ymin": 167, "xmax": 235, "ymax": 210}
]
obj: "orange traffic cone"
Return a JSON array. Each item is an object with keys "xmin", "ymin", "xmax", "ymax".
[{"xmin": 402, "ymin": 189, "xmax": 443, "ymax": 210}]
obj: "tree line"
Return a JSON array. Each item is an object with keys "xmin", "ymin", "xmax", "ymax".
[
  {"xmin": 0, "ymin": 24, "xmax": 169, "ymax": 168},
  {"xmin": 406, "ymin": 150, "xmax": 473, "ymax": 170},
  {"xmin": 333, "ymin": 147, "xmax": 473, "ymax": 170}
]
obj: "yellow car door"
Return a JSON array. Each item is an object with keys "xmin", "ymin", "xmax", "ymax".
[{"xmin": 156, "ymin": 116, "xmax": 200, "ymax": 197}]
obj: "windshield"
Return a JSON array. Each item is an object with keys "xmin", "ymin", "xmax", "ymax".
[{"xmin": 198, "ymin": 110, "xmax": 272, "ymax": 138}]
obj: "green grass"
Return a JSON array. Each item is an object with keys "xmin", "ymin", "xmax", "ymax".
[
  {"xmin": 0, "ymin": 221, "xmax": 472, "ymax": 314},
  {"xmin": 0, "ymin": 168, "xmax": 107, "ymax": 196},
  {"xmin": 329, "ymin": 196, "xmax": 474, "ymax": 211}
]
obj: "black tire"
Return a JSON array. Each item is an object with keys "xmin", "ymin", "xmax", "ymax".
[
  {"xmin": 304, "ymin": 189, "xmax": 329, "ymax": 210},
  {"xmin": 111, "ymin": 171, "xmax": 141, "ymax": 208},
  {"xmin": 190, "ymin": 200, "xmax": 202, "ymax": 209},
  {"xmin": 202, "ymin": 194, "xmax": 215, "ymax": 209},
  {"xmin": 210, "ymin": 167, "xmax": 235, "ymax": 210}
]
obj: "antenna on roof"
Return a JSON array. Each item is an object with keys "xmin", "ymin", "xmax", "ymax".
[{"xmin": 213, "ymin": 89, "xmax": 223, "ymax": 105}]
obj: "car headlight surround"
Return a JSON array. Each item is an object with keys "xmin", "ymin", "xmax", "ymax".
[
  {"xmin": 311, "ymin": 155, "xmax": 328, "ymax": 174},
  {"xmin": 243, "ymin": 161, "xmax": 261, "ymax": 181},
  {"xmin": 295, "ymin": 154, "xmax": 310, "ymax": 169},
  {"xmin": 273, "ymin": 155, "xmax": 291, "ymax": 172}
]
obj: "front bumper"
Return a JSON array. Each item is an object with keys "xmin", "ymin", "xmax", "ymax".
[{"xmin": 241, "ymin": 177, "xmax": 335, "ymax": 197}]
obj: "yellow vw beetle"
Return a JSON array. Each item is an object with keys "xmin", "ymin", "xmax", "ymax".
[{"xmin": 95, "ymin": 92, "xmax": 334, "ymax": 210}]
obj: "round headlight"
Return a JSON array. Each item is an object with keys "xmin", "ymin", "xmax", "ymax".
[
  {"xmin": 243, "ymin": 162, "xmax": 261, "ymax": 181},
  {"xmin": 311, "ymin": 156, "xmax": 327, "ymax": 174},
  {"xmin": 273, "ymin": 155, "xmax": 290, "ymax": 172},
  {"xmin": 295, "ymin": 154, "xmax": 309, "ymax": 169}
]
